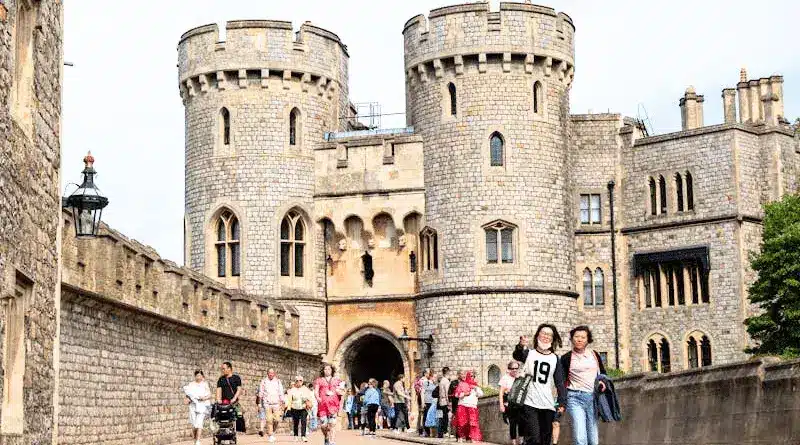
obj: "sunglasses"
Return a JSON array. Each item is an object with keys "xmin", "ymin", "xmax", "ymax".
[{"xmin": 508, "ymin": 367, "xmax": 519, "ymax": 370}]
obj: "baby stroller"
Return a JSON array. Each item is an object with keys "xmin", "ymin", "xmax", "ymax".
[{"xmin": 210, "ymin": 403, "xmax": 237, "ymax": 445}]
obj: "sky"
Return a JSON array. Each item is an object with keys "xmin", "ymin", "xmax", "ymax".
[{"xmin": 61, "ymin": 0, "xmax": 800, "ymax": 264}]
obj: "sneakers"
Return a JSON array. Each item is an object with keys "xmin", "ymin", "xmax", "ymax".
[
  {"xmin": 302, "ymin": 436, "xmax": 308, "ymax": 442},
  {"xmin": 268, "ymin": 435, "xmax": 277, "ymax": 443},
  {"xmin": 195, "ymin": 441, "xmax": 201, "ymax": 445}
]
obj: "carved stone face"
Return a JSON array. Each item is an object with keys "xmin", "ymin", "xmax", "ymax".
[
  {"xmin": 398, "ymin": 234, "xmax": 407, "ymax": 247},
  {"xmin": 367, "ymin": 238, "xmax": 375, "ymax": 249},
  {"xmin": 338, "ymin": 239, "xmax": 347, "ymax": 251}
]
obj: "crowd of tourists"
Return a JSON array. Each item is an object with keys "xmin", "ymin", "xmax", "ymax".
[{"xmin": 181, "ymin": 324, "xmax": 618, "ymax": 445}]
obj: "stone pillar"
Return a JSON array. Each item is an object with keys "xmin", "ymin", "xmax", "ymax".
[
  {"xmin": 769, "ymin": 75, "xmax": 784, "ymax": 122},
  {"xmin": 749, "ymin": 79, "xmax": 761, "ymax": 123},
  {"xmin": 722, "ymin": 88, "xmax": 737, "ymax": 124},
  {"xmin": 679, "ymin": 87, "xmax": 703, "ymax": 130}
]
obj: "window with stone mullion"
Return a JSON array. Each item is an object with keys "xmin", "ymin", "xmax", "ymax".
[{"xmin": 486, "ymin": 229, "xmax": 498, "ymax": 264}]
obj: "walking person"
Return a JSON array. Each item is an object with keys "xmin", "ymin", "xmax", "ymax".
[
  {"xmin": 414, "ymin": 373, "xmax": 425, "ymax": 435},
  {"xmin": 357, "ymin": 382, "xmax": 369, "ymax": 434},
  {"xmin": 345, "ymin": 388, "xmax": 355, "ymax": 429},
  {"xmin": 286, "ymin": 375, "xmax": 314, "ymax": 442},
  {"xmin": 498, "ymin": 361, "xmax": 523, "ymax": 445},
  {"xmin": 512, "ymin": 325, "xmax": 567, "ymax": 445},
  {"xmin": 453, "ymin": 371, "xmax": 483, "ymax": 442},
  {"xmin": 364, "ymin": 378, "xmax": 381, "ymax": 436},
  {"xmin": 184, "ymin": 370, "xmax": 212, "ymax": 445},
  {"xmin": 216, "ymin": 362, "xmax": 245, "ymax": 432},
  {"xmin": 422, "ymin": 369, "xmax": 437, "ymax": 437},
  {"xmin": 314, "ymin": 364, "xmax": 345, "ymax": 445},
  {"xmin": 437, "ymin": 367, "xmax": 451, "ymax": 438},
  {"xmin": 449, "ymin": 370, "xmax": 463, "ymax": 439},
  {"xmin": 393, "ymin": 374, "xmax": 410, "ymax": 432},
  {"xmin": 258, "ymin": 368, "xmax": 286, "ymax": 443},
  {"xmin": 380, "ymin": 380, "xmax": 395, "ymax": 429},
  {"xmin": 560, "ymin": 326, "xmax": 607, "ymax": 445}
]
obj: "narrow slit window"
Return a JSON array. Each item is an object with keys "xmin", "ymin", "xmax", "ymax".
[
  {"xmin": 533, "ymin": 81, "xmax": 542, "ymax": 114},
  {"xmin": 594, "ymin": 268, "xmax": 604, "ymax": 305},
  {"xmin": 649, "ymin": 178, "xmax": 657, "ymax": 216},
  {"xmin": 490, "ymin": 132, "xmax": 504, "ymax": 167},
  {"xmin": 221, "ymin": 108, "xmax": 231, "ymax": 146},
  {"xmin": 676, "ymin": 173, "xmax": 684, "ymax": 211},
  {"xmin": 289, "ymin": 108, "xmax": 301, "ymax": 146},
  {"xmin": 448, "ymin": 82, "xmax": 457, "ymax": 116},
  {"xmin": 659, "ymin": 175, "xmax": 667, "ymax": 214},
  {"xmin": 582, "ymin": 268, "xmax": 592, "ymax": 305},
  {"xmin": 686, "ymin": 171, "xmax": 694, "ymax": 210}
]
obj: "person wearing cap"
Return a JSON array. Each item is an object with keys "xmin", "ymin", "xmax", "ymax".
[{"xmin": 286, "ymin": 375, "xmax": 314, "ymax": 442}]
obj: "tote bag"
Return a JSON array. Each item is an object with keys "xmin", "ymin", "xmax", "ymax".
[{"xmin": 506, "ymin": 374, "xmax": 533, "ymax": 409}]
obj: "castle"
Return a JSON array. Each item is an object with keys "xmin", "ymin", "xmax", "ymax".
[
  {"xmin": 1, "ymin": 1, "xmax": 799, "ymax": 443},
  {"xmin": 178, "ymin": 1, "xmax": 799, "ymax": 385}
]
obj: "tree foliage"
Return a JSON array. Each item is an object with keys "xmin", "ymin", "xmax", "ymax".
[{"xmin": 744, "ymin": 194, "xmax": 800, "ymax": 357}]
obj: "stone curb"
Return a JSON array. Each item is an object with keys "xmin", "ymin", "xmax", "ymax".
[{"xmin": 376, "ymin": 431, "xmax": 495, "ymax": 445}]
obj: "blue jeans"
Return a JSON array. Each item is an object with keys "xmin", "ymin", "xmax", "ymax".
[{"xmin": 567, "ymin": 390, "xmax": 598, "ymax": 445}]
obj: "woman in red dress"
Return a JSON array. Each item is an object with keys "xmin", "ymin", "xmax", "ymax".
[
  {"xmin": 454, "ymin": 371, "xmax": 484, "ymax": 442},
  {"xmin": 314, "ymin": 364, "xmax": 345, "ymax": 445}
]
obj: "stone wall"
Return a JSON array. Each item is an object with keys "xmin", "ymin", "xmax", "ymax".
[
  {"xmin": 480, "ymin": 358, "xmax": 800, "ymax": 445},
  {"xmin": 58, "ymin": 290, "xmax": 321, "ymax": 445},
  {"xmin": 0, "ymin": 1, "xmax": 63, "ymax": 444}
]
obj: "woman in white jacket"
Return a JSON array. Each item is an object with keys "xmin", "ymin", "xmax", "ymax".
[{"xmin": 184, "ymin": 370, "xmax": 213, "ymax": 445}]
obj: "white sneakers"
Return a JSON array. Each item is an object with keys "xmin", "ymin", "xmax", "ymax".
[
  {"xmin": 302, "ymin": 436, "xmax": 308, "ymax": 442},
  {"xmin": 194, "ymin": 441, "xmax": 200, "ymax": 445},
  {"xmin": 268, "ymin": 435, "xmax": 277, "ymax": 443}
]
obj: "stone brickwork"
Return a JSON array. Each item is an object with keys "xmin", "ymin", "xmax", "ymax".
[
  {"xmin": 415, "ymin": 292, "xmax": 578, "ymax": 383},
  {"xmin": 179, "ymin": 21, "xmax": 349, "ymax": 354},
  {"xmin": 176, "ymin": 2, "xmax": 800, "ymax": 382},
  {"xmin": 0, "ymin": 1, "xmax": 63, "ymax": 444},
  {"xmin": 58, "ymin": 290, "xmax": 320, "ymax": 445}
]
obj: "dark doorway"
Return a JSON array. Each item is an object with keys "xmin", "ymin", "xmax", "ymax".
[{"xmin": 344, "ymin": 334, "xmax": 404, "ymax": 390}]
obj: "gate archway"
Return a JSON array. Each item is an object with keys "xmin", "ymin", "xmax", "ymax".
[{"xmin": 332, "ymin": 325, "xmax": 410, "ymax": 390}]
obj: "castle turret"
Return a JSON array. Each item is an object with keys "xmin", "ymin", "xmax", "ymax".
[
  {"xmin": 403, "ymin": 2, "xmax": 578, "ymax": 375},
  {"xmin": 178, "ymin": 20, "xmax": 349, "ymax": 354}
]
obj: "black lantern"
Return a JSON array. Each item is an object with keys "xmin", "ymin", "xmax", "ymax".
[
  {"xmin": 398, "ymin": 325, "xmax": 435, "ymax": 368},
  {"xmin": 64, "ymin": 152, "xmax": 109, "ymax": 237}
]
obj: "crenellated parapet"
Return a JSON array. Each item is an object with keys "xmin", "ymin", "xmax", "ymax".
[
  {"xmin": 403, "ymin": 2, "xmax": 574, "ymax": 84},
  {"xmin": 60, "ymin": 210, "xmax": 301, "ymax": 350},
  {"xmin": 177, "ymin": 20, "xmax": 348, "ymax": 103}
]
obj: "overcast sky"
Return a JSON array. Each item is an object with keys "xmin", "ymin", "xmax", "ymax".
[{"xmin": 62, "ymin": 1, "xmax": 799, "ymax": 264}]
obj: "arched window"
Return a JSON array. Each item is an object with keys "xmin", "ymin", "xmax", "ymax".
[
  {"xmin": 700, "ymin": 335, "xmax": 712, "ymax": 366},
  {"xmin": 490, "ymin": 132, "xmax": 504, "ymax": 167},
  {"xmin": 215, "ymin": 210, "xmax": 240, "ymax": 277},
  {"xmin": 594, "ymin": 268, "xmax": 605, "ymax": 305},
  {"xmin": 649, "ymin": 177, "xmax": 657, "ymax": 216},
  {"xmin": 289, "ymin": 107, "xmax": 301, "ymax": 146},
  {"xmin": 658, "ymin": 175, "xmax": 667, "ymax": 214},
  {"xmin": 533, "ymin": 81, "xmax": 542, "ymax": 114},
  {"xmin": 484, "ymin": 220, "xmax": 515, "ymax": 264},
  {"xmin": 280, "ymin": 211, "xmax": 305, "ymax": 277},
  {"xmin": 220, "ymin": 108, "xmax": 231, "ymax": 146},
  {"xmin": 488, "ymin": 365, "xmax": 501, "ymax": 387},
  {"xmin": 675, "ymin": 173, "xmax": 684, "ymax": 211},
  {"xmin": 687, "ymin": 336, "xmax": 699, "ymax": 368},
  {"xmin": 420, "ymin": 227, "xmax": 439, "ymax": 271},
  {"xmin": 686, "ymin": 171, "xmax": 694, "ymax": 210},
  {"xmin": 687, "ymin": 331, "xmax": 712, "ymax": 369},
  {"xmin": 582, "ymin": 268, "xmax": 592, "ymax": 305},
  {"xmin": 660, "ymin": 338, "xmax": 671, "ymax": 373},
  {"xmin": 646, "ymin": 334, "xmax": 671, "ymax": 373},
  {"xmin": 448, "ymin": 82, "xmax": 457, "ymax": 116}
]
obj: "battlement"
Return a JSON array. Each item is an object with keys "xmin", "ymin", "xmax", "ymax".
[
  {"xmin": 178, "ymin": 20, "xmax": 348, "ymax": 101},
  {"xmin": 60, "ymin": 210, "xmax": 301, "ymax": 350},
  {"xmin": 403, "ymin": 1, "xmax": 574, "ymax": 77}
]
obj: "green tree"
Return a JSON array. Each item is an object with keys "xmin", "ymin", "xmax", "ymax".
[{"xmin": 744, "ymin": 194, "xmax": 800, "ymax": 358}]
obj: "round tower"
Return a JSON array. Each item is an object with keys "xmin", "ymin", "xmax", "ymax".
[
  {"xmin": 403, "ymin": 2, "xmax": 579, "ymax": 376},
  {"xmin": 178, "ymin": 20, "xmax": 349, "ymax": 354}
]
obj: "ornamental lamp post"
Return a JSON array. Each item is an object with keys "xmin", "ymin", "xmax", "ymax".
[
  {"xmin": 398, "ymin": 325, "xmax": 434, "ymax": 370},
  {"xmin": 63, "ymin": 152, "xmax": 109, "ymax": 237}
]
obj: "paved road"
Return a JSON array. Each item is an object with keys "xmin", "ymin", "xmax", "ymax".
[{"xmin": 169, "ymin": 429, "xmax": 491, "ymax": 445}]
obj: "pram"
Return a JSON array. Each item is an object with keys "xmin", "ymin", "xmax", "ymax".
[{"xmin": 210, "ymin": 403, "xmax": 237, "ymax": 445}]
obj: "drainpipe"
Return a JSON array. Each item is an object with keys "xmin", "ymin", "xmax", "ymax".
[{"xmin": 607, "ymin": 180, "xmax": 620, "ymax": 369}]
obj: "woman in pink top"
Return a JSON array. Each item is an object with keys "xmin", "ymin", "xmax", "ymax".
[{"xmin": 314, "ymin": 364, "xmax": 345, "ymax": 445}]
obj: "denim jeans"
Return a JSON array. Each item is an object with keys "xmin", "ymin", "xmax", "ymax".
[{"xmin": 567, "ymin": 390, "xmax": 598, "ymax": 445}]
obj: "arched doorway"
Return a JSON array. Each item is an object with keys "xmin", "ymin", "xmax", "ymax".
[
  {"xmin": 344, "ymin": 334, "xmax": 404, "ymax": 387},
  {"xmin": 332, "ymin": 326, "xmax": 411, "ymax": 391}
]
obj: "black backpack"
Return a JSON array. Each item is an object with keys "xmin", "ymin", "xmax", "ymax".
[
  {"xmin": 448, "ymin": 380, "xmax": 459, "ymax": 398},
  {"xmin": 432, "ymin": 385, "xmax": 440, "ymax": 399}
]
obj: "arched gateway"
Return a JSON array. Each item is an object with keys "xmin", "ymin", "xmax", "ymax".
[{"xmin": 332, "ymin": 326, "xmax": 410, "ymax": 389}]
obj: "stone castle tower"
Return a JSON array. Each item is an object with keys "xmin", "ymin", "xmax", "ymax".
[
  {"xmin": 178, "ymin": 2, "xmax": 798, "ymax": 379},
  {"xmin": 403, "ymin": 3, "xmax": 579, "ymax": 368},
  {"xmin": 178, "ymin": 21, "xmax": 350, "ymax": 353}
]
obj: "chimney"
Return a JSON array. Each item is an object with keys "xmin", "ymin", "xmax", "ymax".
[
  {"xmin": 737, "ymin": 67, "xmax": 750, "ymax": 123},
  {"xmin": 722, "ymin": 88, "xmax": 737, "ymax": 124},
  {"xmin": 679, "ymin": 86, "xmax": 704, "ymax": 130},
  {"xmin": 769, "ymin": 75, "xmax": 785, "ymax": 123}
]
